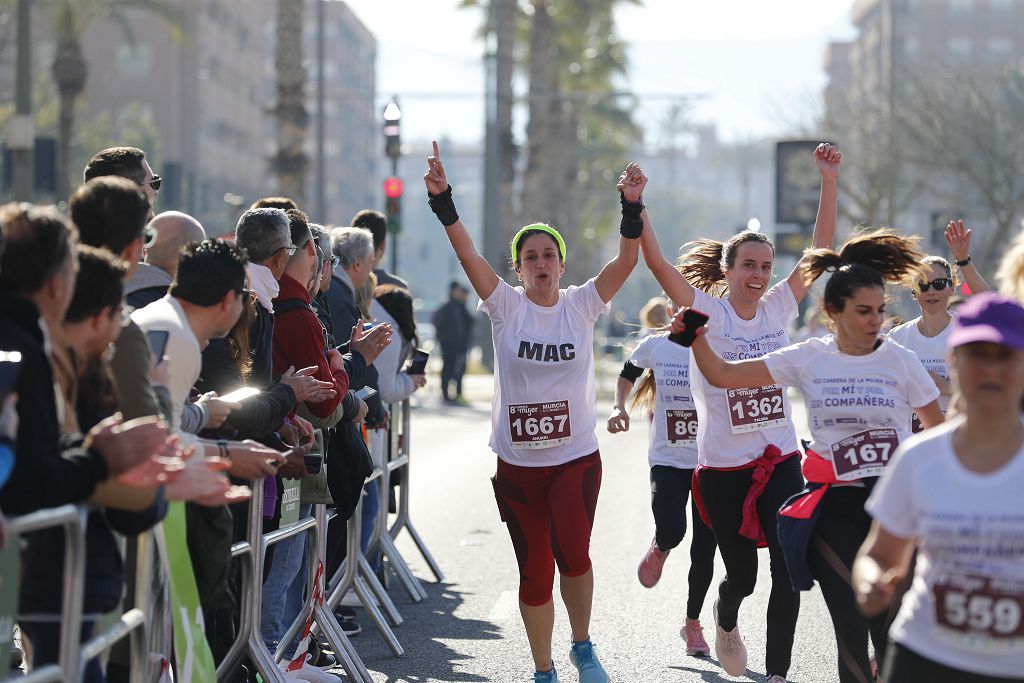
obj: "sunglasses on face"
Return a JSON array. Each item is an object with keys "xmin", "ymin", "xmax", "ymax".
[
  {"xmin": 918, "ymin": 278, "xmax": 953, "ymax": 292},
  {"xmin": 148, "ymin": 175, "xmax": 162, "ymax": 192}
]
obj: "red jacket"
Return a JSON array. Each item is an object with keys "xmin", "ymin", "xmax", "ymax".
[{"xmin": 272, "ymin": 274, "xmax": 348, "ymax": 418}]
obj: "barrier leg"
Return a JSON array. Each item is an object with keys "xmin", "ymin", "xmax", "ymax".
[{"xmin": 348, "ymin": 497, "xmax": 404, "ymax": 656}]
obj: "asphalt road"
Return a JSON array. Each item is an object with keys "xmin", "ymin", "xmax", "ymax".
[{"xmin": 340, "ymin": 375, "xmax": 843, "ymax": 683}]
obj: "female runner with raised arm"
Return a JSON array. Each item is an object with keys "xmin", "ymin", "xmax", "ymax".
[
  {"xmin": 636, "ymin": 142, "xmax": 840, "ymax": 681},
  {"xmin": 424, "ymin": 141, "xmax": 644, "ymax": 683},
  {"xmin": 675, "ymin": 229, "xmax": 944, "ymax": 683},
  {"xmin": 886, "ymin": 219, "xmax": 989, "ymax": 431}
]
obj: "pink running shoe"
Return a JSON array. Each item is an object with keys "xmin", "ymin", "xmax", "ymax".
[
  {"xmin": 637, "ymin": 538, "xmax": 670, "ymax": 588},
  {"xmin": 681, "ymin": 619, "xmax": 710, "ymax": 657}
]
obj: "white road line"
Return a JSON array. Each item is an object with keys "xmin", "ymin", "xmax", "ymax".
[{"xmin": 487, "ymin": 589, "xmax": 518, "ymax": 621}]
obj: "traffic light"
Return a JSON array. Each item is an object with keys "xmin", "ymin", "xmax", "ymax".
[{"xmin": 384, "ymin": 176, "xmax": 402, "ymax": 234}]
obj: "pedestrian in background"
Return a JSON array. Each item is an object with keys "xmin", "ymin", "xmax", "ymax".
[{"xmin": 433, "ymin": 281, "xmax": 473, "ymax": 404}]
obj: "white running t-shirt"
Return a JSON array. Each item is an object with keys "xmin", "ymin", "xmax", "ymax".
[
  {"xmin": 479, "ymin": 277, "xmax": 609, "ymax": 467},
  {"xmin": 763, "ymin": 336, "xmax": 939, "ymax": 482},
  {"xmin": 689, "ymin": 281, "xmax": 799, "ymax": 467},
  {"xmin": 867, "ymin": 419, "xmax": 1024, "ymax": 678},
  {"xmin": 886, "ymin": 317, "xmax": 952, "ymax": 426},
  {"xmin": 627, "ymin": 333, "xmax": 698, "ymax": 470}
]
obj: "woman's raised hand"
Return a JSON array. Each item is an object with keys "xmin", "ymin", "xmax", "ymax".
[
  {"xmin": 945, "ymin": 219, "xmax": 972, "ymax": 262},
  {"xmin": 814, "ymin": 143, "xmax": 842, "ymax": 180},
  {"xmin": 617, "ymin": 162, "xmax": 647, "ymax": 203},
  {"xmin": 424, "ymin": 140, "xmax": 449, "ymax": 195}
]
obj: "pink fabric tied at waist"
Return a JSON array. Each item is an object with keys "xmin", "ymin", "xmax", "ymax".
[{"xmin": 691, "ymin": 444, "xmax": 795, "ymax": 548}]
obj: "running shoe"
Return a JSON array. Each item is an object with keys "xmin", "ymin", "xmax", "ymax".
[
  {"xmin": 281, "ymin": 661, "xmax": 342, "ymax": 683},
  {"xmin": 637, "ymin": 537, "xmax": 670, "ymax": 588},
  {"xmin": 569, "ymin": 639, "xmax": 610, "ymax": 683},
  {"xmin": 339, "ymin": 619, "xmax": 361, "ymax": 637},
  {"xmin": 712, "ymin": 599, "xmax": 747, "ymax": 676},
  {"xmin": 533, "ymin": 665, "xmax": 558, "ymax": 682},
  {"xmin": 766, "ymin": 676, "xmax": 788, "ymax": 683},
  {"xmin": 681, "ymin": 618, "xmax": 710, "ymax": 656}
]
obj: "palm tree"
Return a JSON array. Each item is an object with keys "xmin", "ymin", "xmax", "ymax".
[
  {"xmin": 270, "ymin": 0, "xmax": 307, "ymax": 204},
  {"xmin": 48, "ymin": 0, "xmax": 180, "ymax": 203}
]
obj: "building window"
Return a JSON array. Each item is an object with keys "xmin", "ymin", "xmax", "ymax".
[
  {"xmin": 949, "ymin": 0, "xmax": 973, "ymax": 11},
  {"xmin": 117, "ymin": 44, "xmax": 153, "ymax": 80},
  {"xmin": 950, "ymin": 37, "xmax": 972, "ymax": 57},
  {"xmin": 990, "ymin": 38, "xmax": 1013, "ymax": 56}
]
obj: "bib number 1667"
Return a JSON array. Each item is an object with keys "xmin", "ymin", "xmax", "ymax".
[
  {"xmin": 511, "ymin": 414, "xmax": 567, "ymax": 438},
  {"xmin": 508, "ymin": 400, "xmax": 572, "ymax": 450}
]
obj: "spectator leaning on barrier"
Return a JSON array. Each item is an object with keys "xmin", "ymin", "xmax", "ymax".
[
  {"xmin": 22, "ymin": 246, "xmax": 173, "ymax": 683},
  {"xmin": 0, "ymin": 202, "xmax": 159, "ymax": 515},
  {"xmin": 125, "ymin": 211, "xmax": 206, "ymax": 309},
  {"xmin": 352, "ymin": 208, "xmax": 408, "ymax": 290}
]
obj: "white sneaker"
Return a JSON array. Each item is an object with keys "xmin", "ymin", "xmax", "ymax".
[
  {"xmin": 712, "ymin": 599, "xmax": 747, "ymax": 677},
  {"xmin": 285, "ymin": 661, "xmax": 342, "ymax": 683}
]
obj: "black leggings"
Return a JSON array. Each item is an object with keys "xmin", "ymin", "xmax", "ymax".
[
  {"xmin": 650, "ymin": 465, "xmax": 717, "ymax": 620},
  {"xmin": 808, "ymin": 486, "xmax": 889, "ymax": 683},
  {"xmin": 883, "ymin": 641, "xmax": 1024, "ymax": 683},
  {"xmin": 697, "ymin": 455, "xmax": 803, "ymax": 678}
]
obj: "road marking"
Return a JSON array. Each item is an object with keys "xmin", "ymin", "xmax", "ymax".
[{"xmin": 488, "ymin": 590, "xmax": 518, "ymax": 621}]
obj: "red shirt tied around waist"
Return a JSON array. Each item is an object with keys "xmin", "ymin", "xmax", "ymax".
[{"xmin": 692, "ymin": 445, "xmax": 797, "ymax": 547}]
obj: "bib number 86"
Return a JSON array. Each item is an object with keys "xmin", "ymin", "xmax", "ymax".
[{"xmin": 511, "ymin": 415, "xmax": 568, "ymax": 437}]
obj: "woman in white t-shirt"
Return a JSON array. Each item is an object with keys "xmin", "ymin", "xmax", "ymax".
[
  {"xmin": 676, "ymin": 229, "xmax": 944, "ymax": 683},
  {"xmin": 424, "ymin": 141, "xmax": 644, "ymax": 683},
  {"xmin": 637, "ymin": 142, "xmax": 841, "ymax": 681},
  {"xmin": 607, "ymin": 319, "xmax": 718, "ymax": 657},
  {"xmin": 887, "ymin": 219, "xmax": 990, "ymax": 430},
  {"xmin": 855, "ymin": 293, "xmax": 1024, "ymax": 683}
]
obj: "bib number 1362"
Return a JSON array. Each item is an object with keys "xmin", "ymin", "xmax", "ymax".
[
  {"xmin": 726, "ymin": 385, "xmax": 786, "ymax": 434},
  {"xmin": 509, "ymin": 400, "xmax": 571, "ymax": 449}
]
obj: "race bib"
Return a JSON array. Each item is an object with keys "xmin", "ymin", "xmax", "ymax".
[
  {"xmin": 830, "ymin": 428, "xmax": 899, "ymax": 480},
  {"xmin": 666, "ymin": 409, "xmax": 698, "ymax": 447},
  {"xmin": 726, "ymin": 385, "xmax": 786, "ymax": 434},
  {"xmin": 508, "ymin": 400, "xmax": 571, "ymax": 449},
  {"xmin": 933, "ymin": 571, "xmax": 1024, "ymax": 651}
]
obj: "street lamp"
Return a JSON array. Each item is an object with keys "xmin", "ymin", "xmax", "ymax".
[{"xmin": 383, "ymin": 97, "xmax": 402, "ymax": 274}]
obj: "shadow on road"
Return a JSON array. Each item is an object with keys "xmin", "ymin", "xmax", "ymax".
[
  {"xmin": 668, "ymin": 664, "xmax": 798, "ymax": 682},
  {"xmin": 361, "ymin": 581, "xmax": 503, "ymax": 682}
]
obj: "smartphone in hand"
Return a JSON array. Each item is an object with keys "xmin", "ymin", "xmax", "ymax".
[
  {"xmin": 353, "ymin": 386, "xmax": 377, "ymax": 401},
  {"xmin": 668, "ymin": 309, "xmax": 709, "ymax": 348},
  {"xmin": 403, "ymin": 349, "xmax": 429, "ymax": 375}
]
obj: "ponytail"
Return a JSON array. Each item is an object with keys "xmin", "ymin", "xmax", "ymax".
[
  {"xmin": 805, "ymin": 228, "xmax": 926, "ymax": 312},
  {"xmin": 629, "ymin": 370, "xmax": 657, "ymax": 415}
]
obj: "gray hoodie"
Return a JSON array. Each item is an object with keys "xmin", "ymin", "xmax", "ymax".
[{"xmin": 124, "ymin": 262, "xmax": 174, "ymax": 310}]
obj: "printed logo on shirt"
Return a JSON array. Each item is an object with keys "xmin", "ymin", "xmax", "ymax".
[
  {"xmin": 517, "ymin": 341, "xmax": 576, "ymax": 362},
  {"xmin": 720, "ymin": 329, "xmax": 787, "ymax": 360}
]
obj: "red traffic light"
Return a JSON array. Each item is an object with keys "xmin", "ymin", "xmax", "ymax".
[{"xmin": 383, "ymin": 177, "xmax": 403, "ymax": 199}]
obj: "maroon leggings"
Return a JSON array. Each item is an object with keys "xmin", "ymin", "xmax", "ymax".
[{"xmin": 492, "ymin": 452, "xmax": 602, "ymax": 606}]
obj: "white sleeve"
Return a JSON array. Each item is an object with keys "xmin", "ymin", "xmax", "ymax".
[
  {"xmin": 763, "ymin": 280, "xmax": 799, "ymax": 324},
  {"xmin": 375, "ymin": 336, "xmax": 416, "ymax": 404},
  {"xmin": 627, "ymin": 334, "xmax": 656, "ymax": 369},
  {"xmin": 903, "ymin": 351, "xmax": 941, "ymax": 409},
  {"xmin": 566, "ymin": 278, "xmax": 611, "ymax": 323},
  {"xmin": 691, "ymin": 287, "xmax": 724, "ymax": 335},
  {"xmin": 865, "ymin": 442, "xmax": 921, "ymax": 539},
  {"xmin": 761, "ymin": 340, "xmax": 810, "ymax": 388},
  {"xmin": 477, "ymin": 278, "xmax": 518, "ymax": 323}
]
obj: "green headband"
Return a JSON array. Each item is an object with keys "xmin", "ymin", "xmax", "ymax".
[{"xmin": 510, "ymin": 224, "xmax": 567, "ymax": 264}]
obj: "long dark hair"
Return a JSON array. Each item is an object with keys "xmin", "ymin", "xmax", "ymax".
[
  {"xmin": 804, "ymin": 228, "xmax": 926, "ymax": 312},
  {"xmin": 226, "ymin": 292, "xmax": 255, "ymax": 379},
  {"xmin": 374, "ymin": 284, "xmax": 418, "ymax": 346},
  {"xmin": 677, "ymin": 231, "xmax": 775, "ymax": 296}
]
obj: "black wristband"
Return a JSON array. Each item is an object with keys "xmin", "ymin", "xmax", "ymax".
[
  {"xmin": 620, "ymin": 193, "xmax": 644, "ymax": 239},
  {"xmin": 956, "ymin": 255, "xmax": 971, "ymax": 267},
  {"xmin": 428, "ymin": 186, "xmax": 460, "ymax": 227},
  {"xmin": 619, "ymin": 360, "xmax": 643, "ymax": 382}
]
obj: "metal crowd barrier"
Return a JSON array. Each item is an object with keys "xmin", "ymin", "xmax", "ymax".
[{"xmin": 2, "ymin": 395, "xmax": 444, "ymax": 683}]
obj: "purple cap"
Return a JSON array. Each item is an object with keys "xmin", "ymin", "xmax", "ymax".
[{"xmin": 948, "ymin": 293, "xmax": 1024, "ymax": 350}]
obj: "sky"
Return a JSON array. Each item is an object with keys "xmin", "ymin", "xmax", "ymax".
[{"xmin": 349, "ymin": 0, "xmax": 857, "ymax": 148}]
